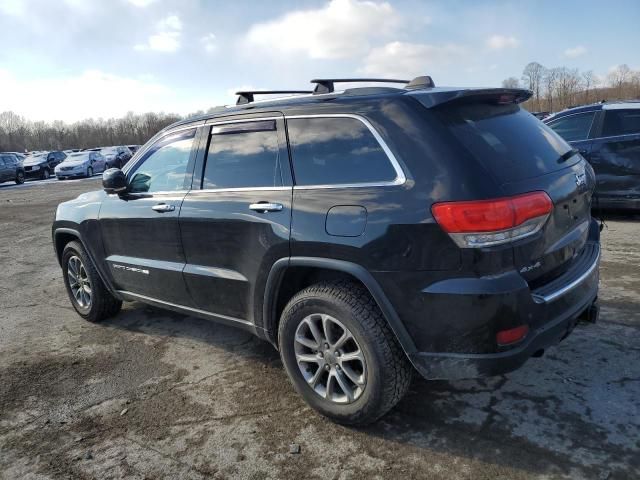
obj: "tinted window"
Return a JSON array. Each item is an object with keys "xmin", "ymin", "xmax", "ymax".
[
  {"xmin": 602, "ymin": 109, "xmax": 640, "ymax": 137},
  {"xmin": 287, "ymin": 117, "xmax": 396, "ymax": 186},
  {"xmin": 129, "ymin": 129, "xmax": 195, "ymax": 193},
  {"xmin": 203, "ymin": 122, "xmax": 281, "ymax": 189},
  {"xmin": 432, "ymin": 104, "xmax": 575, "ymax": 183},
  {"xmin": 547, "ymin": 112, "xmax": 596, "ymax": 142}
]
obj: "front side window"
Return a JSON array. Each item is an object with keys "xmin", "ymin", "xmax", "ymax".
[
  {"xmin": 203, "ymin": 121, "xmax": 281, "ymax": 189},
  {"xmin": 128, "ymin": 129, "xmax": 195, "ymax": 193},
  {"xmin": 287, "ymin": 117, "xmax": 397, "ymax": 186},
  {"xmin": 602, "ymin": 109, "xmax": 640, "ymax": 137},
  {"xmin": 547, "ymin": 112, "xmax": 596, "ymax": 142}
]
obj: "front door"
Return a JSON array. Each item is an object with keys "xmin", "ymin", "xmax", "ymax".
[
  {"xmin": 179, "ymin": 115, "xmax": 292, "ymax": 324},
  {"xmin": 98, "ymin": 127, "xmax": 200, "ymax": 305}
]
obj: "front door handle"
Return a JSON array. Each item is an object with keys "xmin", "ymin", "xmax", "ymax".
[
  {"xmin": 152, "ymin": 203, "xmax": 175, "ymax": 213},
  {"xmin": 249, "ymin": 202, "xmax": 283, "ymax": 213}
]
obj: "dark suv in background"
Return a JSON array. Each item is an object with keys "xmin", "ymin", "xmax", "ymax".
[
  {"xmin": 23, "ymin": 150, "xmax": 67, "ymax": 180},
  {"xmin": 545, "ymin": 102, "xmax": 640, "ymax": 210},
  {"xmin": 0, "ymin": 153, "xmax": 25, "ymax": 184},
  {"xmin": 52, "ymin": 77, "xmax": 600, "ymax": 424}
]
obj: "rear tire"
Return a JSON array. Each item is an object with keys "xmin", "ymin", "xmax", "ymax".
[
  {"xmin": 62, "ymin": 241, "xmax": 122, "ymax": 322},
  {"xmin": 15, "ymin": 171, "xmax": 25, "ymax": 184},
  {"xmin": 278, "ymin": 280, "xmax": 412, "ymax": 425}
]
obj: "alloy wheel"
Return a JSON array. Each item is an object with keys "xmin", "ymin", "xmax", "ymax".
[
  {"xmin": 67, "ymin": 255, "xmax": 92, "ymax": 308},
  {"xmin": 294, "ymin": 313, "xmax": 366, "ymax": 404}
]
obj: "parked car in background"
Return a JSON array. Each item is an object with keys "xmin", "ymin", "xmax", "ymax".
[
  {"xmin": 101, "ymin": 146, "xmax": 132, "ymax": 169},
  {"xmin": 23, "ymin": 151, "xmax": 67, "ymax": 180},
  {"xmin": 55, "ymin": 151, "xmax": 106, "ymax": 179},
  {"xmin": 532, "ymin": 111, "xmax": 550, "ymax": 120},
  {"xmin": 127, "ymin": 145, "xmax": 140, "ymax": 154},
  {"xmin": 545, "ymin": 101, "xmax": 640, "ymax": 210},
  {"xmin": 53, "ymin": 76, "xmax": 600, "ymax": 425},
  {"xmin": 0, "ymin": 153, "xmax": 25, "ymax": 184},
  {"xmin": 3, "ymin": 151, "xmax": 26, "ymax": 162}
]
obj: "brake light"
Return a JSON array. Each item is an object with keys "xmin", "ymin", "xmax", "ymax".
[{"xmin": 432, "ymin": 191, "xmax": 553, "ymax": 248}]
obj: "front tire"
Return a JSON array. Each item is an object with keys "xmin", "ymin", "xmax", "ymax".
[
  {"xmin": 15, "ymin": 171, "xmax": 25, "ymax": 184},
  {"xmin": 41, "ymin": 168, "xmax": 50, "ymax": 180},
  {"xmin": 62, "ymin": 241, "xmax": 122, "ymax": 322},
  {"xmin": 86, "ymin": 166, "xmax": 93, "ymax": 178},
  {"xmin": 278, "ymin": 281, "xmax": 412, "ymax": 425}
]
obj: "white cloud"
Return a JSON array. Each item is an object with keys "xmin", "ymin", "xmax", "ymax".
[
  {"xmin": 0, "ymin": 0, "xmax": 26, "ymax": 16},
  {"xmin": 360, "ymin": 41, "xmax": 466, "ymax": 77},
  {"xmin": 244, "ymin": 0, "xmax": 400, "ymax": 60},
  {"xmin": 0, "ymin": 69, "xmax": 202, "ymax": 122},
  {"xmin": 201, "ymin": 33, "xmax": 217, "ymax": 53},
  {"xmin": 126, "ymin": 0, "xmax": 157, "ymax": 6},
  {"xmin": 564, "ymin": 45, "xmax": 587, "ymax": 58},
  {"xmin": 486, "ymin": 34, "xmax": 519, "ymax": 50},
  {"xmin": 134, "ymin": 14, "xmax": 182, "ymax": 52}
]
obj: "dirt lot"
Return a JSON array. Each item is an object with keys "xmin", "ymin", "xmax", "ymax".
[{"xmin": 0, "ymin": 178, "xmax": 638, "ymax": 480}]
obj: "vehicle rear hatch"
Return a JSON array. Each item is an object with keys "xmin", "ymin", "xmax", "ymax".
[{"xmin": 413, "ymin": 89, "xmax": 596, "ymax": 285}]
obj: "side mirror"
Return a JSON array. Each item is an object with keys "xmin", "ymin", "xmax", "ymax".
[{"xmin": 103, "ymin": 168, "xmax": 127, "ymax": 194}]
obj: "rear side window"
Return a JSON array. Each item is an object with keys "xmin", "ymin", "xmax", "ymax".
[
  {"xmin": 602, "ymin": 109, "xmax": 640, "ymax": 137},
  {"xmin": 546, "ymin": 112, "xmax": 596, "ymax": 142},
  {"xmin": 432, "ymin": 103, "xmax": 576, "ymax": 183},
  {"xmin": 203, "ymin": 121, "xmax": 281, "ymax": 189},
  {"xmin": 287, "ymin": 117, "xmax": 397, "ymax": 186}
]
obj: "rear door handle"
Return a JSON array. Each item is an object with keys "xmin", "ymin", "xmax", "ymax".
[
  {"xmin": 249, "ymin": 202, "xmax": 283, "ymax": 213},
  {"xmin": 152, "ymin": 203, "xmax": 175, "ymax": 213}
]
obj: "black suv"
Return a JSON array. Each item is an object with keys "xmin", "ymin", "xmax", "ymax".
[
  {"xmin": 52, "ymin": 77, "xmax": 601, "ymax": 424},
  {"xmin": 544, "ymin": 102, "xmax": 640, "ymax": 210},
  {"xmin": 23, "ymin": 150, "xmax": 67, "ymax": 180},
  {"xmin": 0, "ymin": 153, "xmax": 25, "ymax": 184}
]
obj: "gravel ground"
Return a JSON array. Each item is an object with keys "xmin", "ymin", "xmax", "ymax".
[{"xmin": 1, "ymin": 178, "xmax": 639, "ymax": 480}]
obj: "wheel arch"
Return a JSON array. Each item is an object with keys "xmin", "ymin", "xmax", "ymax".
[
  {"xmin": 262, "ymin": 257, "xmax": 417, "ymax": 355},
  {"xmin": 53, "ymin": 227, "xmax": 120, "ymax": 298}
]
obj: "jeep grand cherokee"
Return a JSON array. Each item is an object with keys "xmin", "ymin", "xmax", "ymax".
[{"xmin": 52, "ymin": 76, "xmax": 600, "ymax": 425}]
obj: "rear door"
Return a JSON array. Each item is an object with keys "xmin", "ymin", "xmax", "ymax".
[
  {"xmin": 179, "ymin": 114, "xmax": 292, "ymax": 323},
  {"xmin": 588, "ymin": 107, "xmax": 640, "ymax": 201}
]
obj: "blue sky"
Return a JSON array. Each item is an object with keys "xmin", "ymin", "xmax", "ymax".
[{"xmin": 0, "ymin": 0, "xmax": 638, "ymax": 121}]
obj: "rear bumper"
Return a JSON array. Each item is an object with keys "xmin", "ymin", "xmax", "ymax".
[{"xmin": 407, "ymin": 241, "xmax": 600, "ymax": 380}]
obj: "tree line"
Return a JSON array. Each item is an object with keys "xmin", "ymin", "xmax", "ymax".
[
  {"xmin": 503, "ymin": 63, "xmax": 640, "ymax": 113},
  {"xmin": 0, "ymin": 110, "xmax": 203, "ymax": 153}
]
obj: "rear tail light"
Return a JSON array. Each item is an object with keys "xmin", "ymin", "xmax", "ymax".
[
  {"xmin": 432, "ymin": 191, "xmax": 553, "ymax": 248},
  {"xmin": 496, "ymin": 325, "xmax": 529, "ymax": 345}
]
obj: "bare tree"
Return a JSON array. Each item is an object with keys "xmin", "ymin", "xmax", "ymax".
[
  {"xmin": 582, "ymin": 70, "xmax": 595, "ymax": 104},
  {"xmin": 502, "ymin": 77, "xmax": 520, "ymax": 88},
  {"xmin": 522, "ymin": 62, "xmax": 546, "ymax": 110}
]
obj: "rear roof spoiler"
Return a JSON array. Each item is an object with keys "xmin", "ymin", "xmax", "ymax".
[{"xmin": 411, "ymin": 88, "xmax": 532, "ymax": 108}]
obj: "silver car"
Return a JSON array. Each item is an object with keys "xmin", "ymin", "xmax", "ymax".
[{"xmin": 54, "ymin": 151, "xmax": 106, "ymax": 180}]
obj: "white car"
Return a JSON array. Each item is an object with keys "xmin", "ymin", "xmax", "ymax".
[{"xmin": 55, "ymin": 151, "xmax": 106, "ymax": 180}]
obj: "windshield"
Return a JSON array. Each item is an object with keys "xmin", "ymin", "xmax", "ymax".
[{"xmin": 430, "ymin": 103, "xmax": 578, "ymax": 183}]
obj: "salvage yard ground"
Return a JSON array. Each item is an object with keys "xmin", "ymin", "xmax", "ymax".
[{"xmin": 0, "ymin": 179, "xmax": 638, "ymax": 479}]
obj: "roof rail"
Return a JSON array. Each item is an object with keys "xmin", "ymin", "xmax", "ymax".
[
  {"xmin": 311, "ymin": 78, "xmax": 410, "ymax": 94},
  {"xmin": 236, "ymin": 90, "xmax": 313, "ymax": 105}
]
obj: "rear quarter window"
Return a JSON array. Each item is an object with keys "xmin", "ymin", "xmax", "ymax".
[
  {"xmin": 287, "ymin": 117, "xmax": 398, "ymax": 186},
  {"xmin": 432, "ymin": 103, "xmax": 576, "ymax": 183}
]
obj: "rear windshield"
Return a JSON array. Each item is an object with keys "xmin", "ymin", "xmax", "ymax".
[{"xmin": 430, "ymin": 103, "xmax": 576, "ymax": 183}]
